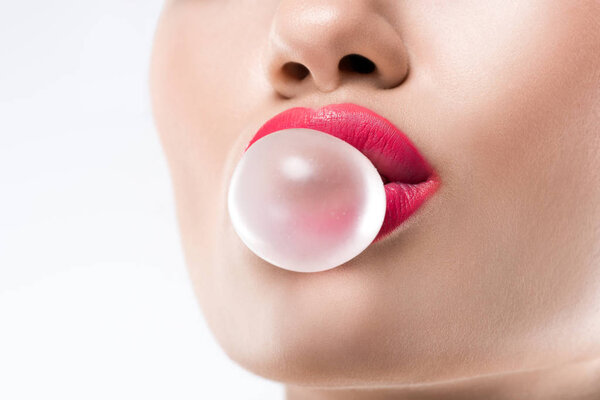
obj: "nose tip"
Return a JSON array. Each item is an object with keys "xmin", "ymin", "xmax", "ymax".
[{"xmin": 262, "ymin": 0, "xmax": 409, "ymax": 98}]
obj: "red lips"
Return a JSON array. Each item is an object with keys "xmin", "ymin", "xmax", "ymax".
[{"xmin": 246, "ymin": 103, "xmax": 441, "ymax": 243}]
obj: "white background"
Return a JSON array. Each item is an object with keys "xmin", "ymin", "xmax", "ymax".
[{"xmin": 0, "ymin": 1, "xmax": 282, "ymax": 398}]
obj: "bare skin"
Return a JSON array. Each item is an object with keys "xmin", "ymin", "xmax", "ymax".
[
  {"xmin": 286, "ymin": 357, "xmax": 600, "ymax": 399},
  {"xmin": 149, "ymin": 1, "xmax": 600, "ymax": 398}
]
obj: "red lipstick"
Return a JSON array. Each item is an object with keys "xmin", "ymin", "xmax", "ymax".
[{"xmin": 246, "ymin": 103, "xmax": 441, "ymax": 243}]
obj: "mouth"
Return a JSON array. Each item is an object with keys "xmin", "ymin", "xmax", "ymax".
[{"xmin": 246, "ymin": 103, "xmax": 441, "ymax": 243}]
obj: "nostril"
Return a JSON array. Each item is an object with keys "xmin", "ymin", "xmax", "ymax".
[
  {"xmin": 338, "ymin": 54, "xmax": 376, "ymax": 74},
  {"xmin": 281, "ymin": 62, "xmax": 310, "ymax": 81}
]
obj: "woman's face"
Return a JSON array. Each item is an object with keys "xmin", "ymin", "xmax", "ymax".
[{"xmin": 150, "ymin": 0, "xmax": 600, "ymax": 386}]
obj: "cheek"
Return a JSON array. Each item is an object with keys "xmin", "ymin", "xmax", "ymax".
[
  {"xmin": 409, "ymin": 1, "xmax": 600, "ymax": 229},
  {"xmin": 149, "ymin": 4, "xmax": 269, "ymax": 254},
  {"xmin": 454, "ymin": 7, "xmax": 600, "ymax": 229},
  {"xmin": 414, "ymin": 0, "xmax": 600, "ymax": 327}
]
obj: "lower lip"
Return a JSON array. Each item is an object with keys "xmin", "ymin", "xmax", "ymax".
[{"xmin": 375, "ymin": 176, "xmax": 440, "ymax": 243}]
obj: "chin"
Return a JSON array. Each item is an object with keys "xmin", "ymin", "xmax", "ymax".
[{"xmin": 190, "ymin": 230, "xmax": 473, "ymax": 388}]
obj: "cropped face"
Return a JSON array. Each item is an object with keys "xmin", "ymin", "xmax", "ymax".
[{"xmin": 150, "ymin": 0, "xmax": 600, "ymax": 387}]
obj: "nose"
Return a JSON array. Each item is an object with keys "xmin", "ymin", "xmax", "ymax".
[{"xmin": 262, "ymin": 0, "xmax": 410, "ymax": 99}]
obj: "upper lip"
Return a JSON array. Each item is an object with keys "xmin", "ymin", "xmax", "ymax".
[{"xmin": 246, "ymin": 103, "xmax": 436, "ymax": 185}]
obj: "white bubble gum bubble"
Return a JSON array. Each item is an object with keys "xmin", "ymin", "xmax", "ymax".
[{"xmin": 227, "ymin": 128, "xmax": 386, "ymax": 273}]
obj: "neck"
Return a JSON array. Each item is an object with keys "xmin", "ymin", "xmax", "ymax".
[{"xmin": 285, "ymin": 356, "xmax": 600, "ymax": 400}]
